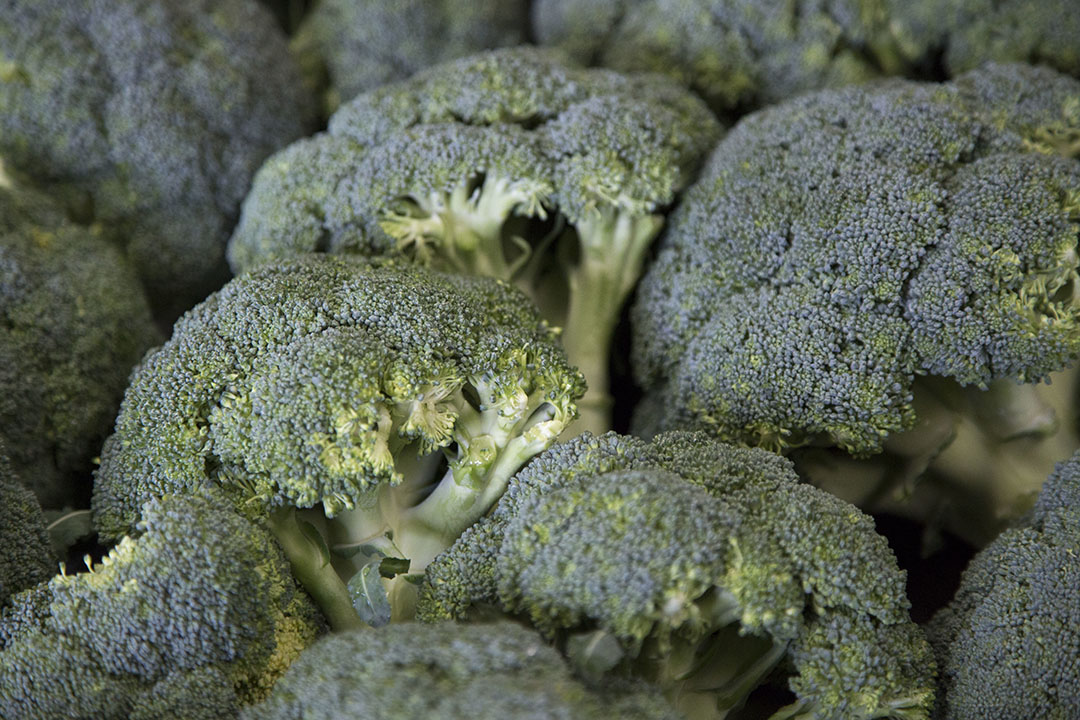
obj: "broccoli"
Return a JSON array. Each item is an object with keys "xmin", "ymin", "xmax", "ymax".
[
  {"xmin": 0, "ymin": 0, "xmax": 316, "ymax": 318},
  {"xmin": 227, "ymin": 47, "xmax": 722, "ymax": 435},
  {"xmin": 531, "ymin": 0, "xmax": 887, "ymax": 115},
  {"xmin": 885, "ymin": 0, "xmax": 1080, "ymax": 81},
  {"xmin": 532, "ymin": 0, "xmax": 1080, "ymax": 116},
  {"xmin": 242, "ymin": 620, "xmax": 682, "ymax": 719},
  {"xmin": 92, "ymin": 255, "xmax": 584, "ymax": 629},
  {"xmin": 291, "ymin": 0, "xmax": 530, "ymax": 114},
  {"xmin": 420, "ymin": 431, "xmax": 935, "ymax": 720},
  {"xmin": 0, "ymin": 491, "xmax": 325, "ymax": 720},
  {"xmin": 925, "ymin": 450, "xmax": 1080, "ymax": 718},
  {"xmin": 0, "ymin": 182, "xmax": 160, "ymax": 508},
  {"xmin": 0, "ymin": 443, "xmax": 55, "ymax": 609},
  {"xmin": 631, "ymin": 63, "xmax": 1080, "ymax": 547}
]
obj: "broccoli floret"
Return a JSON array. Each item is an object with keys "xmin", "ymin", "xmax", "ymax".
[
  {"xmin": 0, "ymin": 182, "xmax": 160, "ymax": 508},
  {"xmin": 925, "ymin": 450, "xmax": 1080, "ymax": 718},
  {"xmin": 241, "ymin": 620, "xmax": 681, "ymax": 720},
  {"xmin": 0, "ymin": 0, "xmax": 316, "ymax": 318},
  {"xmin": 0, "ymin": 444, "xmax": 54, "ymax": 609},
  {"xmin": 420, "ymin": 431, "xmax": 935, "ymax": 720},
  {"xmin": 227, "ymin": 47, "xmax": 721, "ymax": 435},
  {"xmin": 532, "ymin": 0, "xmax": 891, "ymax": 115},
  {"xmin": 93, "ymin": 255, "xmax": 585, "ymax": 629},
  {"xmin": 0, "ymin": 491, "xmax": 324, "ymax": 719},
  {"xmin": 291, "ymin": 0, "xmax": 529, "ymax": 113},
  {"xmin": 631, "ymin": 63, "xmax": 1080, "ymax": 547}
]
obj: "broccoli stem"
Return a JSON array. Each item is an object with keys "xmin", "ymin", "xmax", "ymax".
[
  {"xmin": 560, "ymin": 209, "xmax": 664, "ymax": 436},
  {"xmin": 798, "ymin": 369, "xmax": 1079, "ymax": 547},
  {"xmin": 318, "ymin": 375, "xmax": 565, "ymax": 622},
  {"xmin": 392, "ymin": 391, "xmax": 559, "ymax": 572},
  {"xmin": 393, "ymin": 174, "xmax": 551, "ymax": 281},
  {"xmin": 268, "ymin": 508, "xmax": 365, "ymax": 631},
  {"xmin": 632, "ymin": 590, "xmax": 787, "ymax": 720}
]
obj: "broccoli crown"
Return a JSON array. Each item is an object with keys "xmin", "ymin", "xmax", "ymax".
[
  {"xmin": 0, "ymin": 184, "xmax": 160, "ymax": 507},
  {"xmin": 421, "ymin": 431, "xmax": 934, "ymax": 720},
  {"xmin": 532, "ymin": 0, "xmax": 1080, "ymax": 115},
  {"xmin": 0, "ymin": 445, "xmax": 54, "ymax": 609},
  {"xmin": 0, "ymin": 0, "xmax": 315, "ymax": 316},
  {"xmin": 241, "ymin": 620, "xmax": 681, "ymax": 720},
  {"xmin": 531, "ymin": 0, "xmax": 887, "ymax": 113},
  {"xmin": 228, "ymin": 46, "xmax": 720, "ymax": 274},
  {"xmin": 291, "ymin": 0, "xmax": 529, "ymax": 112},
  {"xmin": 0, "ymin": 492, "xmax": 324, "ymax": 720},
  {"xmin": 926, "ymin": 450, "xmax": 1080, "ymax": 718},
  {"xmin": 93, "ymin": 255, "xmax": 584, "ymax": 540},
  {"xmin": 632, "ymin": 63, "xmax": 1080, "ymax": 455},
  {"xmin": 885, "ymin": 0, "xmax": 1080, "ymax": 80}
]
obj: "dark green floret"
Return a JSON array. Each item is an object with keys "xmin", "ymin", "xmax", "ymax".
[
  {"xmin": 420, "ymin": 431, "xmax": 935, "ymax": 720},
  {"xmin": 93, "ymin": 255, "xmax": 584, "ymax": 629},
  {"xmin": 0, "ymin": 0, "xmax": 315, "ymax": 317},
  {"xmin": 228, "ymin": 47, "xmax": 722, "ymax": 435},
  {"xmin": 631, "ymin": 63, "xmax": 1080, "ymax": 546},
  {"xmin": 925, "ymin": 450, "xmax": 1080, "ymax": 719},
  {"xmin": 0, "ymin": 443, "xmax": 54, "ymax": 609},
  {"xmin": 291, "ymin": 0, "xmax": 529, "ymax": 113},
  {"xmin": 241, "ymin": 620, "xmax": 682, "ymax": 720},
  {"xmin": 0, "ymin": 182, "xmax": 160, "ymax": 508},
  {"xmin": 0, "ymin": 492, "xmax": 325, "ymax": 720}
]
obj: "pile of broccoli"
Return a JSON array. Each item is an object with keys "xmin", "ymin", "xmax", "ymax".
[{"xmin": 2, "ymin": 2, "xmax": 1078, "ymax": 719}]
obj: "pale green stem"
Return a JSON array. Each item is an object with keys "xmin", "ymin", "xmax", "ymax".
[
  {"xmin": 268, "ymin": 508, "xmax": 365, "ymax": 631},
  {"xmin": 561, "ymin": 209, "xmax": 664, "ymax": 436}
]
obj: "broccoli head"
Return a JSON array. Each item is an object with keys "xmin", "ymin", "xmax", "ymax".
[
  {"xmin": 93, "ymin": 255, "xmax": 584, "ymax": 629},
  {"xmin": 291, "ymin": 0, "xmax": 530, "ymax": 113},
  {"xmin": 631, "ymin": 63, "xmax": 1080, "ymax": 546},
  {"xmin": 227, "ymin": 47, "xmax": 722, "ymax": 435},
  {"xmin": 884, "ymin": 0, "xmax": 1080, "ymax": 81},
  {"xmin": 0, "ymin": 443, "xmax": 54, "ymax": 609},
  {"xmin": 420, "ymin": 431, "xmax": 935, "ymax": 720},
  {"xmin": 925, "ymin": 450, "xmax": 1080, "ymax": 719},
  {"xmin": 532, "ymin": 0, "xmax": 1080, "ymax": 116},
  {"xmin": 0, "ymin": 0, "xmax": 316, "ymax": 317},
  {"xmin": 0, "ymin": 491, "xmax": 325, "ymax": 720},
  {"xmin": 242, "ymin": 620, "xmax": 681, "ymax": 719},
  {"xmin": 531, "ymin": 0, "xmax": 887, "ymax": 115},
  {"xmin": 0, "ymin": 182, "xmax": 160, "ymax": 508}
]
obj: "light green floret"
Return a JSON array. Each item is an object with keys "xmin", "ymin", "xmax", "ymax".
[
  {"xmin": 93, "ymin": 255, "xmax": 584, "ymax": 630},
  {"xmin": 0, "ymin": 492, "xmax": 325, "ymax": 720},
  {"xmin": 420, "ymin": 431, "xmax": 935, "ymax": 720},
  {"xmin": 241, "ymin": 621, "xmax": 683, "ymax": 720},
  {"xmin": 228, "ymin": 47, "xmax": 722, "ymax": 435}
]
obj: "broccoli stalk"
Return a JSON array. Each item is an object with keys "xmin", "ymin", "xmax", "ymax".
[
  {"xmin": 801, "ymin": 370, "xmax": 1079, "ymax": 548},
  {"xmin": 380, "ymin": 173, "xmax": 552, "ymax": 281}
]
